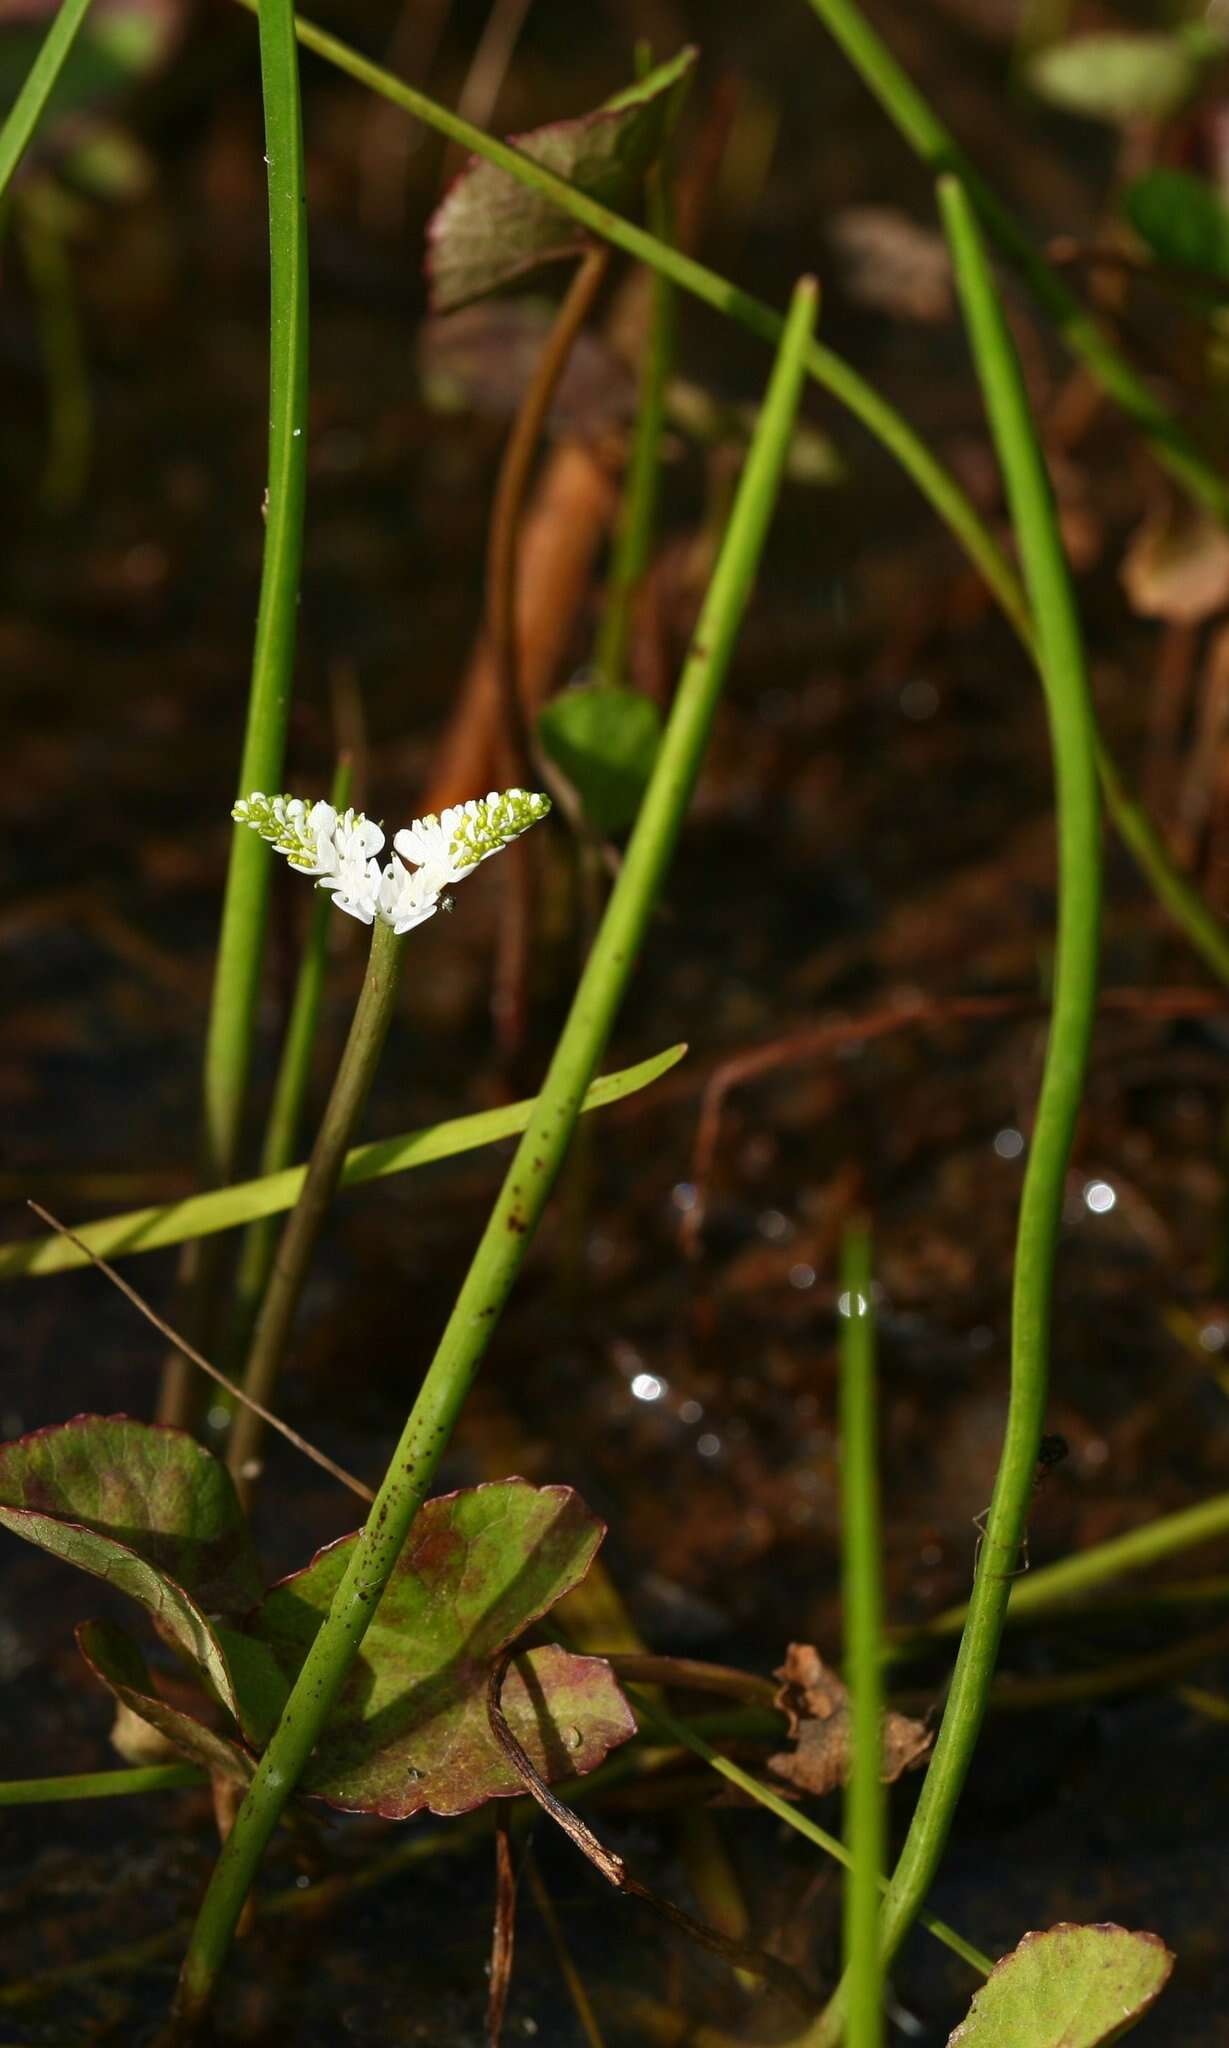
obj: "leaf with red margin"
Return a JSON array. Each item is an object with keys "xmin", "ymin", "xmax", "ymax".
[
  {"xmin": 76, "ymin": 1618, "xmax": 254, "ymax": 1784},
  {"xmin": 947, "ymin": 1923, "xmax": 1174, "ymax": 2046},
  {"xmin": 0, "ymin": 1415, "xmax": 263, "ymax": 1726},
  {"xmin": 427, "ymin": 46, "xmax": 696, "ymax": 314},
  {"xmin": 246, "ymin": 1478, "xmax": 637, "ymax": 1817}
]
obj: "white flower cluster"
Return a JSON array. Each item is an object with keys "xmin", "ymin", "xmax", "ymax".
[{"xmin": 233, "ymin": 787, "xmax": 550, "ymax": 934}]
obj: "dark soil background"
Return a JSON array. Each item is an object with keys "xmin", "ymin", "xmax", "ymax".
[{"xmin": 3, "ymin": 0, "xmax": 1229, "ymax": 2040}]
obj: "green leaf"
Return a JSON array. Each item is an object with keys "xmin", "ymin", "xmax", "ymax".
[
  {"xmin": 1125, "ymin": 167, "xmax": 1229, "ymax": 286},
  {"xmin": 0, "ymin": 1415, "xmax": 262, "ymax": 1724},
  {"xmin": 0, "ymin": 1043, "xmax": 687, "ymax": 1280},
  {"xmin": 427, "ymin": 46, "xmax": 697, "ymax": 313},
  {"xmin": 538, "ymin": 684, "xmax": 663, "ymax": 836},
  {"xmin": 76, "ymin": 1618, "xmax": 255, "ymax": 1784},
  {"xmin": 947, "ymin": 1924, "xmax": 1174, "ymax": 2047},
  {"xmin": 246, "ymin": 1479, "xmax": 636, "ymax": 1816},
  {"xmin": 1026, "ymin": 34, "xmax": 1201, "ymax": 125}
]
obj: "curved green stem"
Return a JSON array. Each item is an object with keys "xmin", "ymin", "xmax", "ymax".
[
  {"xmin": 803, "ymin": 0, "xmax": 1229, "ymax": 524},
  {"xmin": 0, "ymin": 1764, "xmax": 203, "ymax": 1805},
  {"xmin": 811, "ymin": 178, "xmax": 1103, "ymax": 2037},
  {"xmin": 226, "ymin": 916, "xmax": 405, "ymax": 1498},
  {"xmin": 159, "ymin": 0, "xmax": 310, "ymax": 1423},
  {"xmin": 170, "ymin": 281, "xmax": 818, "ymax": 2034}
]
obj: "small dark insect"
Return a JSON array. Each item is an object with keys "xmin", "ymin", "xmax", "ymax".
[{"xmin": 972, "ymin": 1431, "xmax": 1071, "ymax": 1581}]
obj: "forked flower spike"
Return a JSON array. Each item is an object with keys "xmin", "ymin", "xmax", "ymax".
[{"xmin": 233, "ymin": 787, "xmax": 550, "ymax": 933}]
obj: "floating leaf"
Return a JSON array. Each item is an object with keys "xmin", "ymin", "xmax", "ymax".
[
  {"xmin": 76, "ymin": 1618, "xmax": 253, "ymax": 1784},
  {"xmin": 768, "ymin": 1642, "xmax": 931, "ymax": 1797},
  {"xmin": 0, "ymin": 1415, "xmax": 263, "ymax": 1723},
  {"xmin": 1120, "ymin": 506, "xmax": 1229, "ymax": 625},
  {"xmin": 1026, "ymin": 34, "xmax": 1200, "ymax": 124},
  {"xmin": 428, "ymin": 46, "xmax": 697, "ymax": 313},
  {"xmin": 1124, "ymin": 168, "xmax": 1229, "ymax": 287},
  {"xmin": 947, "ymin": 1923, "xmax": 1174, "ymax": 2046},
  {"xmin": 538, "ymin": 684, "xmax": 662, "ymax": 836},
  {"xmin": 246, "ymin": 1479, "xmax": 636, "ymax": 1817}
]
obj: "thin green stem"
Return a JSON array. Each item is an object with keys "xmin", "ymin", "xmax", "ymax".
[
  {"xmin": 836, "ymin": 1224, "xmax": 884, "ymax": 2048},
  {"xmin": 230, "ymin": 0, "xmax": 1229, "ymax": 991},
  {"xmin": 626, "ymin": 1692, "xmax": 991, "ymax": 1980},
  {"xmin": 0, "ymin": 0, "xmax": 93, "ymax": 198},
  {"xmin": 829, "ymin": 174, "xmax": 1101, "ymax": 2019},
  {"xmin": 222, "ymin": 756, "xmax": 352, "ymax": 1385},
  {"xmin": 171, "ymin": 278, "xmax": 819, "ymax": 2035},
  {"xmin": 802, "ymin": 0, "xmax": 1229, "ymax": 524},
  {"xmin": 0, "ymin": 1764, "xmax": 203, "ymax": 1805},
  {"xmin": 159, "ymin": 0, "xmax": 310, "ymax": 1424},
  {"xmin": 0, "ymin": 1045, "xmax": 686, "ymax": 1280},
  {"xmin": 226, "ymin": 916, "xmax": 405, "ymax": 1498}
]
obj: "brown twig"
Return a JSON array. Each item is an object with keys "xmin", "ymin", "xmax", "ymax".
[
  {"xmin": 524, "ymin": 1850, "xmax": 608, "ymax": 2048},
  {"xmin": 605, "ymin": 1654, "xmax": 780, "ymax": 1709},
  {"xmin": 485, "ymin": 1655, "xmax": 818, "ymax": 2014},
  {"xmin": 28, "ymin": 1203, "xmax": 374, "ymax": 1504},
  {"xmin": 683, "ymin": 984, "xmax": 1229, "ymax": 1251},
  {"xmin": 487, "ymin": 1808, "xmax": 519, "ymax": 2046}
]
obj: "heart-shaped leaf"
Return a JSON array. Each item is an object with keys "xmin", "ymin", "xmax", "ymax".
[
  {"xmin": 76, "ymin": 1618, "xmax": 254, "ymax": 1784},
  {"xmin": 0, "ymin": 1415, "xmax": 263, "ymax": 1724},
  {"xmin": 538, "ymin": 684, "xmax": 662, "ymax": 836},
  {"xmin": 947, "ymin": 1924, "xmax": 1174, "ymax": 2046},
  {"xmin": 427, "ymin": 46, "xmax": 697, "ymax": 314},
  {"xmin": 246, "ymin": 1478, "xmax": 636, "ymax": 1817}
]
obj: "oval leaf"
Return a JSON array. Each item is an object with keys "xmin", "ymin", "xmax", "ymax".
[
  {"xmin": 1125, "ymin": 168, "xmax": 1229, "ymax": 286},
  {"xmin": 76, "ymin": 1618, "xmax": 254, "ymax": 1785},
  {"xmin": 0, "ymin": 1415, "xmax": 263, "ymax": 1719},
  {"xmin": 1027, "ymin": 35, "xmax": 1198, "ymax": 124},
  {"xmin": 246, "ymin": 1478, "xmax": 636, "ymax": 1817},
  {"xmin": 538, "ymin": 684, "xmax": 662, "ymax": 836},
  {"xmin": 428, "ymin": 46, "xmax": 697, "ymax": 313},
  {"xmin": 947, "ymin": 1924, "xmax": 1174, "ymax": 2047}
]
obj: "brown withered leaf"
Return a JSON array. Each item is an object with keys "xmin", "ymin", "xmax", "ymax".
[
  {"xmin": 767, "ymin": 1642, "xmax": 931, "ymax": 1797},
  {"xmin": 1121, "ymin": 506, "xmax": 1229, "ymax": 625}
]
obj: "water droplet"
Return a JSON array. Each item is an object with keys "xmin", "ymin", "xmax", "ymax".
[
  {"xmin": 1083, "ymin": 1179, "xmax": 1116, "ymax": 1214},
  {"xmin": 993, "ymin": 1126, "xmax": 1024, "ymax": 1160},
  {"xmin": 789, "ymin": 1262, "xmax": 816, "ymax": 1290},
  {"xmin": 631, "ymin": 1372, "xmax": 666, "ymax": 1402},
  {"xmin": 565, "ymin": 1726, "xmax": 583, "ymax": 1750}
]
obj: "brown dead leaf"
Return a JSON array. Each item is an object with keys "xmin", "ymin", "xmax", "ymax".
[
  {"xmin": 1121, "ymin": 506, "xmax": 1229, "ymax": 625},
  {"xmin": 828, "ymin": 207, "xmax": 952, "ymax": 324},
  {"xmin": 767, "ymin": 1643, "xmax": 931, "ymax": 1797}
]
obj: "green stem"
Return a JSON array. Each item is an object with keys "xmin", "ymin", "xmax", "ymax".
[
  {"xmin": 0, "ymin": 0, "xmax": 94, "ymax": 199},
  {"xmin": 221, "ymin": 756, "xmax": 352, "ymax": 1388},
  {"xmin": 826, "ymin": 175, "xmax": 1101, "ymax": 2023},
  {"xmin": 159, "ymin": 0, "xmax": 310, "ymax": 1425},
  {"xmin": 836, "ymin": 1225, "xmax": 884, "ymax": 2048},
  {"xmin": 171, "ymin": 278, "xmax": 818, "ymax": 2035},
  {"xmin": 226, "ymin": 915, "xmax": 405, "ymax": 1498},
  {"xmin": 0, "ymin": 1044, "xmax": 686, "ymax": 1279},
  {"xmin": 802, "ymin": 0, "xmax": 1229, "ymax": 524},
  {"xmin": 0, "ymin": 1764, "xmax": 203, "ymax": 1805},
  {"xmin": 16, "ymin": 189, "xmax": 91, "ymax": 511},
  {"xmin": 229, "ymin": 0, "xmax": 1229, "ymax": 991}
]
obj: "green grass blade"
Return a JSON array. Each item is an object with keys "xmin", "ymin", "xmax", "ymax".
[
  {"xmin": 854, "ymin": 173, "xmax": 1102, "ymax": 2000},
  {"xmin": 0, "ymin": 1045, "xmax": 687, "ymax": 1280},
  {"xmin": 0, "ymin": 0, "xmax": 93, "ymax": 200},
  {"xmin": 836, "ymin": 1225, "xmax": 884, "ymax": 2048},
  {"xmin": 0, "ymin": 1765, "xmax": 204, "ymax": 1805},
  {"xmin": 171, "ymin": 280, "xmax": 818, "ymax": 2030},
  {"xmin": 803, "ymin": 0, "xmax": 1229, "ymax": 525},
  {"xmin": 236, "ymin": 0, "xmax": 1229, "ymax": 991}
]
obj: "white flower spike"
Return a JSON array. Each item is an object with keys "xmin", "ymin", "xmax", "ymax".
[{"xmin": 233, "ymin": 786, "xmax": 550, "ymax": 933}]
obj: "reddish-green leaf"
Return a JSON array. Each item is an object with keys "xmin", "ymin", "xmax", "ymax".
[
  {"xmin": 76, "ymin": 1618, "xmax": 254, "ymax": 1784},
  {"xmin": 427, "ymin": 47, "xmax": 696, "ymax": 314},
  {"xmin": 247, "ymin": 1478, "xmax": 636, "ymax": 1817},
  {"xmin": 947, "ymin": 1924, "xmax": 1174, "ymax": 2046},
  {"xmin": 0, "ymin": 1415, "xmax": 263, "ymax": 1720}
]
